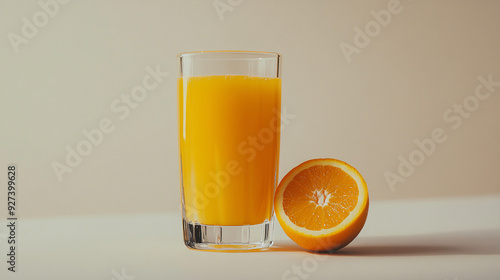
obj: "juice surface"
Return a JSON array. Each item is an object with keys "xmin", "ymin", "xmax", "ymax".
[{"xmin": 178, "ymin": 75, "xmax": 281, "ymax": 226}]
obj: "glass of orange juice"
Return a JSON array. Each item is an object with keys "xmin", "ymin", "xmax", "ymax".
[{"xmin": 177, "ymin": 51, "xmax": 281, "ymax": 250}]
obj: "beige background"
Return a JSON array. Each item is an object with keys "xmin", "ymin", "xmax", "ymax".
[{"xmin": 1, "ymin": 0, "xmax": 499, "ymax": 218}]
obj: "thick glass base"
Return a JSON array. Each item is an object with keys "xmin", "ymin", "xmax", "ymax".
[{"xmin": 182, "ymin": 218, "xmax": 274, "ymax": 250}]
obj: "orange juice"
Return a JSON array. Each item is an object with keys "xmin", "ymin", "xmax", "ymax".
[{"xmin": 178, "ymin": 75, "xmax": 281, "ymax": 226}]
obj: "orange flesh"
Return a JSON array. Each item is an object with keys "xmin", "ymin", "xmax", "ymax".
[{"xmin": 282, "ymin": 165, "xmax": 359, "ymax": 230}]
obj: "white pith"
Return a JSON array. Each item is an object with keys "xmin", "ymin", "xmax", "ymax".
[{"xmin": 312, "ymin": 189, "xmax": 332, "ymax": 207}]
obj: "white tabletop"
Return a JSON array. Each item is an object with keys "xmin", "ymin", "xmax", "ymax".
[{"xmin": 1, "ymin": 195, "xmax": 499, "ymax": 280}]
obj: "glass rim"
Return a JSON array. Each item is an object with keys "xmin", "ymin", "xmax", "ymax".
[{"xmin": 177, "ymin": 50, "xmax": 281, "ymax": 59}]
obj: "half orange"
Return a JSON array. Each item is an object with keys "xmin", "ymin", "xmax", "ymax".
[{"xmin": 274, "ymin": 158, "xmax": 369, "ymax": 252}]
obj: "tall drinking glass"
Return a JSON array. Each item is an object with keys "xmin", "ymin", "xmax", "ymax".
[{"xmin": 177, "ymin": 51, "xmax": 281, "ymax": 250}]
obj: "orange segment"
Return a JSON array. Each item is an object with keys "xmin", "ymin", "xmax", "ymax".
[
  {"xmin": 283, "ymin": 165, "xmax": 359, "ymax": 230},
  {"xmin": 274, "ymin": 158, "xmax": 369, "ymax": 251}
]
